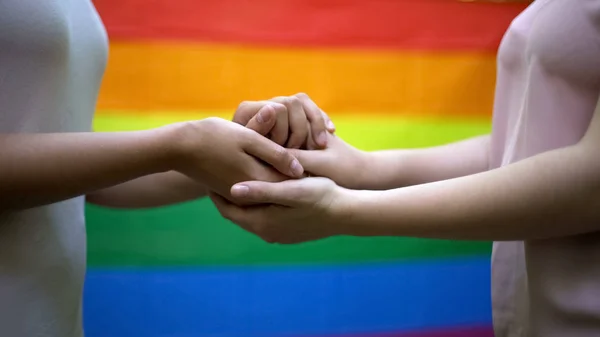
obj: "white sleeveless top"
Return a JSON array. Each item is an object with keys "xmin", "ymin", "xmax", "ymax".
[{"xmin": 0, "ymin": 1, "xmax": 108, "ymax": 336}]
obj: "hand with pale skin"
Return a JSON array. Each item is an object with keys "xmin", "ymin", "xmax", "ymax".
[
  {"xmin": 199, "ymin": 93, "xmax": 336, "ymax": 205},
  {"xmin": 211, "ymin": 99, "xmax": 600, "ymax": 245},
  {"xmin": 286, "ymin": 133, "xmax": 370, "ymax": 189},
  {"xmin": 209, "ymin": 177, "xmax": 342, "ymax": 243},
  {"xmin": 233, "ymin": 93, "xmax": 336, "ymax": 150}
]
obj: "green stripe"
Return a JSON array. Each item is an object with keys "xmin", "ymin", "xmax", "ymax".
[
  {"xmin": 88, "ymin": 111, "xmax": 492, "ymax": 266},
  {"xmin": 86, "ymin": 199, "xmax": 491, "ymax": 266}
]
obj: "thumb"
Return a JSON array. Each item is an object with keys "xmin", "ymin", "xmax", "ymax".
[
  {"xmin": 245, "ymin": 104, "xmax": 285, "ymax": 136},
  {"xmin": 230, "ymin": 180, "xmax": 308, "ymax": 207}
]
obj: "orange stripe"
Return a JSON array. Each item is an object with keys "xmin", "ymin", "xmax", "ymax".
[{"xmin": 97, "ymin": 42, "xmax": 497, "ymax": 118}]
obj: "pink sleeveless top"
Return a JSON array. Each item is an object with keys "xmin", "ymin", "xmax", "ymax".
[{"xmin": 490, "ymin": 1, "xmax": 600, "ymax": 336}]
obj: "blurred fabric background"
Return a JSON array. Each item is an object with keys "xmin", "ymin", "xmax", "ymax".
[{"xmin": 85, "ymin": 1, "xmax": 528, "ymax": 336}]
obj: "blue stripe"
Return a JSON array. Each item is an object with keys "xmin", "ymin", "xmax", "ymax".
[{"xmin": 83, "ymin": 257, "xmax": 491, "ymax": 337}]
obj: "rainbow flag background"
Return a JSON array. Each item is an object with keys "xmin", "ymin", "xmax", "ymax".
[{"xmin": 84, "ymin": 1, "xmax": 528, "ymax": 336}]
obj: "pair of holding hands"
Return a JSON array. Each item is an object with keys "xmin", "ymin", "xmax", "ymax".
[
  {"xmin": 184, "ymin": 93, "xmax": 367, "ymax": 244},
  {"xmin": 174, "ymin": 93, "xmax": 335, "ymax": 204}
]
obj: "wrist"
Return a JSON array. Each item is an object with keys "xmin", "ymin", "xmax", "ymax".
[
  {"xmin": 157, "ymin": 119, "xmax": 210, "ymax": 174},
  {"xmin": 121, "ymin": 126, "xmax": 178, "ymax": 176},
  {"xmin": 358, "ymin": 150, "xmax": 411, "ymax": 190},
  {"xmin": 329, "ymin": 187, "xmax": 380, "ymax": 237},
  {"xmin": 354, "ymin": 150, "xmax": 375, "ymax": 189}
]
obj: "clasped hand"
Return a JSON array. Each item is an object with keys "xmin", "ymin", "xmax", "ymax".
[
  {"xmin": 173, "ymin": 93, "xmax": 335, "ymax": 205},
  {"xmin": 199, "ymin": 93, "xmax": 370, "ymax": 244}
]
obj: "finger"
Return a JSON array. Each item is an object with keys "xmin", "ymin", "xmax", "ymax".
[
  {"xmin": 295, "ymin": 93, "xmax": 327, "ymax": 148},
  {"xmin": 209, "ymin": 191, "xmax": 240, "ymax": 219},
  {"xmin": 303, "ymin": 125, "xmax": 331, "ymax": 151},
  {"xmin": 287, "ymin": 148, "xmax": 326, "ymax": 174},
  {"xmin": 321, "ymin": 111, "xmax": 336, "ymax": 133},
  {"xmin": 267, "ymin": 97, "xmax": 291, "ymax": 146},
  {"xmin": 304, "ymin": 127, "xmax": 319, "ymax": 151},
  {"xmin": 245, "ymin": 104, "xmax": 284, "ymax": 136},
  {"xmin": 209, "ymin": 191, "xmax": 278, "ymax": 242},
  {"xmin": 242, "ymin": 132, "xmax": 304, "ymax": 178},
  {"xmin": 282, "ymin": 96, "xmax": 309, "ymax": 149},
  {"xmin": 233, "ymin": 101, "xmax": 279, "ymax": 125},
  {"xmin": 209, "ymin": 191, "xmax": 257, "ymax": 232},
  {"xmin": 230, "ymin": 179, "xmax": 313, "ymax": 207},
  {"xmin": 232, "ymin": 101, "xmax": 261, "ymax": 125}
]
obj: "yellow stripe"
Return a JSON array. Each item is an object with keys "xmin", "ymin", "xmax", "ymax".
[
  {"xmin": 98, "ymin": 42, "xmax": 497, "ymax": 118},
  {"xmin": 93, "ymin": 110, "xmax": 491, "ymax": 150}
]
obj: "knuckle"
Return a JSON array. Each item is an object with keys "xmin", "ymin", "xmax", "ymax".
[
  {"xmin": 279, "ymin": 97, "xmax": 292, "ymax": 107},
  {"xmin": 203, "ymin": 116, "xmax": 220, "ymax": 124},
  {"xmin": 200, "ymin": 117, "xmax": 222, "ymax": 130},
  {"xmin": 239, "ymin": 131, "xmax": 254, "ymax": 149},
  {"xmin": 272, "ymin": 145, "xmax": 288, "ymax": 160},
  {"xmin": 236, "ymin": 100, "xmax": 251, "ymax": 111},
  {"xmin": 271, "ymin": 104, "xmax": 287, "ymax": 117},
  {"xmin": 270, "ymin": 96, "xmax": 287, "ymax": 104},
  {"xmin": 258, "ymin": 104, "xmax": 277, "ymax": 120},
  {"xmin": 294, "ymin": 92, "xmax": 309, "ymax": 100},
  {"xmin": 287, "ymin": 96, "xmax": 301, "ymax": 107}
]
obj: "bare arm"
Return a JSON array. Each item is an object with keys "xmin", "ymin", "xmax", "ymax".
[
  {"xmin": 341, "ymin": 103, "xmax": 600, "ymax": 241},
  {"xmin": 0, "ymin": 129, "xmax": 173, "ymax": 212},
  {"xmin": 86, "ymin": 171, "xmax": 206, "ymax": 209},
  {"xmin": 0, "ymin": 108, "xmax": 304, "ymax": 212},
  {"xmin": 85, "ymin": 100, "xmax": 322, "ymax": 209},
  {"xmin": 365, "ymin": 135, "xmax": 490, "ymax": 189},
  {"xmin": 289, "ymin": 133, "xmax": 490, "ymax": 190}
]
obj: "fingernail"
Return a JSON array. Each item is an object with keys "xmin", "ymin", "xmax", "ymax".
[
  {"xmin": 231, "ymin": 185, "xmax": 250, "ymax": 197},
  {"xmin": 290, "ymin": 159, "xmax": 303, "ymax": 176},
  {"xmin": 327, "ymin": 120, "xmax": 335, "ymax": 130},
  {"xmin": 317, "ymin": 131, "xmax": 327, "ymax": 146}
]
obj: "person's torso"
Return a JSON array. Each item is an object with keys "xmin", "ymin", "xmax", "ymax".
[
  {"xmin": 0, "ymin": 1, "xmax": 108, "ymax": 336},
  {"xmin": 490, "ymin": 1, "xmax": 600, "ymax": 336}
]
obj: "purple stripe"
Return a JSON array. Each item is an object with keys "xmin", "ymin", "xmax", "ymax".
[{"xmin": 306, "ymin": 326, "xmax": 494, "ymax": 337}]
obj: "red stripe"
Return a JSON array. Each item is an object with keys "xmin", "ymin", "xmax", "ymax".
[
  {"xmin": 94, "ymin": 0, "xmax": 527, "ymax": 51},
  {"xmin": 307, "ymin": 326, "xmax": 494, "ymax": 337}
]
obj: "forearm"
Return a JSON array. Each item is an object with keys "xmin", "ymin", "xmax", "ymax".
[
  {"xmin": 364, "ymin": 135, "xmax": 490, "ymax": 189},
  {"xmin": 0, "ymin": 127, "xmax": 175, "ymax": 211},
  {"xmin": 87, "ymin": 171, "xmax": 207, "ymax": 209},
  {"xmin": 342, "ymin": 143, "xmax": 600, "ymax": 241}
]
